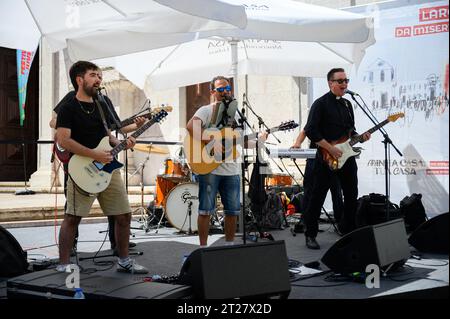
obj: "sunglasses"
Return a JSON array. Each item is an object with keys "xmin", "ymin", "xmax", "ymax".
[
  {"xmin": 214, "ymin": 85, "xmax": 232, "ymax": 93},
  {"xmin": 331, "ymin": 78, "xmax": 350, "ymax": 84}
]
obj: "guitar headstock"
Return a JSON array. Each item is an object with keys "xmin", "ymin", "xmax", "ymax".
[
  {"xmin": 387, "ymin": 112, "xmax": 405, "ymax": 122},
  {"xmin": 152, "ymin": 109, "xmax": 169, "ymax": 123},
  {"xmin": 152, "ymin": 105, "xmax": 173, "ymax": 114},
  {"xmin": 277, "ymin": 120, "xmax": 299, "ymax": 132}
]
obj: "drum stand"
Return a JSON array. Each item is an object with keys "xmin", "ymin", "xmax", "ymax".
[
  {"xmin": 178, "ymin": 196, "xmax": 196, "ymax": 235},
  {"xmin": 130, "ymin": 149, "xmax": 152, "ymax": 230},
  {"xmin": 145, "ymin": 205, "xmax": 166, "ymax": 234},
  {"xmin": 186, "ymin": 200, "xmax": 194, "ymax": 235}
]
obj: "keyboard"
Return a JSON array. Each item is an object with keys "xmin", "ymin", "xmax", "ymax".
[{"xmin": 269, "ymin": 148, "xmax": 317, "ymax": 159}]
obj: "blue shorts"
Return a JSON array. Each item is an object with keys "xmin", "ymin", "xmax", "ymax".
[{"xmin": 198, "ymin": 174, "xmax": 240, "ymax": 216}]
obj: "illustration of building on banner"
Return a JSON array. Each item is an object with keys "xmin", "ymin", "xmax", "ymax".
[{"xmin": 362, "ymin": 58, "xmax": 448, "ymax": 127}]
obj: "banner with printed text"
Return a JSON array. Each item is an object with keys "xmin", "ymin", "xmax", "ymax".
[
  {"xmin": 314, "ymin": 1, "xmax": 449, "ymax": 216},
  {"xmin": 16, "ymin": 50, "xmax": 36, "ymax": 126}
]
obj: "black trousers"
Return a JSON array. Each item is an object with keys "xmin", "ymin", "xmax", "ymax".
[
  {"xmin": 304, "ymin": 156, "xmax": 358, "ymax": 238},
  {"xmin": 302, "ymin": 158, "xmax": 344, "ymax": 223}
]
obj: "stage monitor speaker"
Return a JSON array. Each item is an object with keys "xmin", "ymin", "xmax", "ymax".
[
  {"xmin": 0, "ymin": 225, "xmax": 28, "ymax": 278},
  {"xmin": 408, "ymin": 212, "xmax": 449, "ymax": 254},
  {"xmin": 321, "ymin": 219, "xmax": 410, "ymax": 274},
  {"xmin": 179, "ymin": 241, "xmax": 291, "ymax": 299}
]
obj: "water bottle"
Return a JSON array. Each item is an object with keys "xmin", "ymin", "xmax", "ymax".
[{"xmin": 73, "ymin": 288, "xmax": 85, "ymax": 299}]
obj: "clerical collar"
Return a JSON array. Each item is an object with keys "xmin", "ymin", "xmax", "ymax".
[{"xmin": 329, "ymin": 91, "xmax": 341, "ymax": 100}]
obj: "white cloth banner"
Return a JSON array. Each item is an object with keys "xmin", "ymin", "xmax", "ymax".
[{"xmin": 314, "ymin": 0, "xmax": 449, "ymax": 217}]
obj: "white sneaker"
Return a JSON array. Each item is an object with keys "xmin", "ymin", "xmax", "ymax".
[
  {"xmin": 117, "ymin": 259, "xmax": 149, "ymax": 274},
  {"xmin": 56, "ymin": 264, "xmax": 69, "ymax": 272}
]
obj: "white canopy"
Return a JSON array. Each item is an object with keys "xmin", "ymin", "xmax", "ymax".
[
  {"xmin": 96, "ymin": 0, "xmax": 375, "ymax": 92},
  {"xmin": 0, "ymin": 0, "xmax": 247, "ymax": 59}
]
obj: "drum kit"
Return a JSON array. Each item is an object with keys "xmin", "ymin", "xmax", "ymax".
[{"xmin": 132, "ymin": 143, "xmax": 200, "ymax": 234}]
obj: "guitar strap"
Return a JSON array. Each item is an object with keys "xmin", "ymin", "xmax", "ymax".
[
  {"xmin": 210, "ymin": 102, "xmax": 220, "ymax": 128},
  {"xmin": 94, "ymin": 99, "xmax": 111, "ymax": 137}
]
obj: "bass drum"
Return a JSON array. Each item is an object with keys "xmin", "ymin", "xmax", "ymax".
[{"xmin": 165, "ymin": 182, "xmax": 199, "ymax": 232}]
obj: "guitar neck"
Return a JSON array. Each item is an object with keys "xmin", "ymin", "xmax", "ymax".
[
  {"xmin": 110, "ymin": 117, "xmax": 159, "ymax": 157},
  {"xmin": 350, "ymin": 118, "xmax": 390, "ymax": 146},
  {"xmin": 245, "ymin": 127, "xmax": 279, "ymax": 140},
  {"xmin": 113, "ymin": 113, "xmax": 152, "ymax": 130}
]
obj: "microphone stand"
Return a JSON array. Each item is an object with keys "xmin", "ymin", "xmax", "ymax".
[
  {"xmin": 242, "ymin": 96, "xmax": 284, "ymax": 173},
  {"xmin": 349, "ymin": 94, "xmax": 403, "ymax": 222},
  {"xmin": 235, "ymin": 107, "xmax": 251, "ymax": 244},
  {"xmin": 243, "ymin": 94, "xmax": 281, "ymax": 144},
  {"xmin": 236, "ymin": 107, "xmax": 274, "ymax": 243}
]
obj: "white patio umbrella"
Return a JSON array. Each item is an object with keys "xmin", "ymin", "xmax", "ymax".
[
  {"xmin": 96, "ymin": 0, "xmax": 375, "ymax": 98},
  {"xmin": 0, "ymin": 0, "xmax": 247, "ymax": 59}
]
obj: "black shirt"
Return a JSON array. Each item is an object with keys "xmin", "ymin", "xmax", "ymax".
[
  {"xmin": 304, "ymin": 91, "xmax": 357, "ymax": 144},
  {"xmin": 56, "ymin": 97, "xmax": 112, "ymax": 149},
  {"xmin": 54, "ymin": 91, "xmax": 76, "ymax": 114},
  {"xmin": 54, "ymin": 91, "xmax": 120, "ymax": 127}
]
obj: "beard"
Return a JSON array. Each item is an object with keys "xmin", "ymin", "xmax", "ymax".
[{"xmin": 82, "ymin": 82, "xmax": 98, "ymax": 97}]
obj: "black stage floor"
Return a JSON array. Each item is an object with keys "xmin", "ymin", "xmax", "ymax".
[{"xmin": 1, "ymin": 222, "xmax": 448, "ymax": 300}]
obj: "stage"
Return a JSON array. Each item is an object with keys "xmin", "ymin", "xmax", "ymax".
[{"xmin": 1, "ymin": 220, "xmax": 448, "ymax": 300}]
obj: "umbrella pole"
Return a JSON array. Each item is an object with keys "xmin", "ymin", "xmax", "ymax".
[{"xmin": 229, "ymin": 39, "xmax": 245, "ymax": 235}]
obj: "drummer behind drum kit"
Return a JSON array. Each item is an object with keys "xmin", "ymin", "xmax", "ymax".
[{"xmin": 134, "ymin": 145, "xmax": 200, "ymax": 234}]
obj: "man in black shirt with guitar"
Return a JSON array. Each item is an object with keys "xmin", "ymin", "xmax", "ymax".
[
  {"xmin": 50, "ymin": 90, "xmax": 144, "ymax": 254},
  {"xmin": 303, "ymin": 68, "xmax": 371, "ymax": 249},
  {"xmin": 55, "ymin": 61, "xmax": 149, "ymax": 273}
]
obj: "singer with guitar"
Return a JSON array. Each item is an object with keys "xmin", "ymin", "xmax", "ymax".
[
  {"xmin": 55, "ymin": 61, "xmax": 148, "ymax": 274},
  {"xmin": 50, "ymin": 80, "xmax": 146, "ymax": 255},
  {"xmin": 186, "ymin": 76, "xmax": 268, "ymax": 247},
  {"xmin": 302, "ymin": 68, "xmax": 371, "ymax": 249}
]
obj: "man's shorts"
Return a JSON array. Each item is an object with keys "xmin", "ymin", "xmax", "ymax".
[{"xmin": 66, "ymin": 170, "xmax": 131, "ymax": 217}]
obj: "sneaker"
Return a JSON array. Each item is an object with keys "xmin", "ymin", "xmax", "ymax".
[
  {"xmin": 117, "ymin": 259, "xmax": 149, "ymax": 274},
  {"xmin": 56, "ymin": 264, "xmax": 69, "ymax": 272}
]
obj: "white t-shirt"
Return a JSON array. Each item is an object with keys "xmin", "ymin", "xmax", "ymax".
[{"xmin": 193, "ymin": 103, "xmax": 242, "ymax": 176}]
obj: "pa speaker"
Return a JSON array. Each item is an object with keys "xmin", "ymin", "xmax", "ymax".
[
  {"xmin": 0, "ymin": 225, "xmax": 28, "ymax": 277},
  {"xmin": 408, "ymin": 212, "xmax": 449, "ymax": 254},
  {"xmin": 322, "ymin": 219, "xmax": 410, "ymax": 274},
  {"xmin": 179, "ymin": 241, "xmax": 291, "ymax": 299}
]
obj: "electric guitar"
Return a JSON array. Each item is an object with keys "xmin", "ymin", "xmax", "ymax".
[
  {"xmin": 184, "ymin": 120, "xmax": 299, "ymax": 175},
  {"xmin": 53, "ymin": 106, "xmax": 172, "ymax": 163},
  {"xmin": 320, "ymin": 113, "xmax": 404, "ymax": 171},
  {"xmin": 68, "ymin": 108, "xmax": 170, "ymax": 194}
]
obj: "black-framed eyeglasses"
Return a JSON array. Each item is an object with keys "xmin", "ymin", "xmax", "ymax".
[
  {"xmin": 215, "ymin": 85, "xmax": 232, "ymax": 93},
  {"xmin": 331, "ymin": 78, "xmax": 350, "ymax": 84}
]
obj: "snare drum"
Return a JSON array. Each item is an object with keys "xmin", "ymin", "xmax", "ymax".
[
  {"xmin": 266, "ymin": 174, "xmax": 293, "ymax": 186},
  {"xmin": 155, "ymin": 175, "xmax": 177, "ymax": 207},
  {"xmin": 163, "ymin": 158, "xmax": 189, "ymax": 182},
  {"xmin": 164, "ymin": 182, "xmax": 199, "ymax": 232}
]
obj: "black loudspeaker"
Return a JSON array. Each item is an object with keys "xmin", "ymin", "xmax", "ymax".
[
  {"xmin": 0, "ymin": 225, "xmax": 28, "ymax": 278},
  {"xmin": 179, "ymin": 241, "xmax": 291, "ymax": 299},
  {"xmin": 408, "ymin": 212, "xmax": 449, "ymax": 254},
  {"xmin": 322, "ymin": 219, "xmax": 411, "ymax": 274}
]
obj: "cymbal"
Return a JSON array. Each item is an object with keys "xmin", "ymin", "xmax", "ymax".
[{"xmin": 134, "ymin": 144, "xmax": 169, "ymax": 155}]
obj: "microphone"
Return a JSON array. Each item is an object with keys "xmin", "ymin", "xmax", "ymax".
[
  {"xmin": 95, "ymin": 87, "xmax": 106, "ymax": 101},
  {"xmin": 344, "ymin": 89, "xmax": 359, "ymax": 97}
]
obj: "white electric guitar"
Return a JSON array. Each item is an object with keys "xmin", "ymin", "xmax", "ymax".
[{"xmin": 68, "ymin": 108, "xmax": 170, "ymax": 194}]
